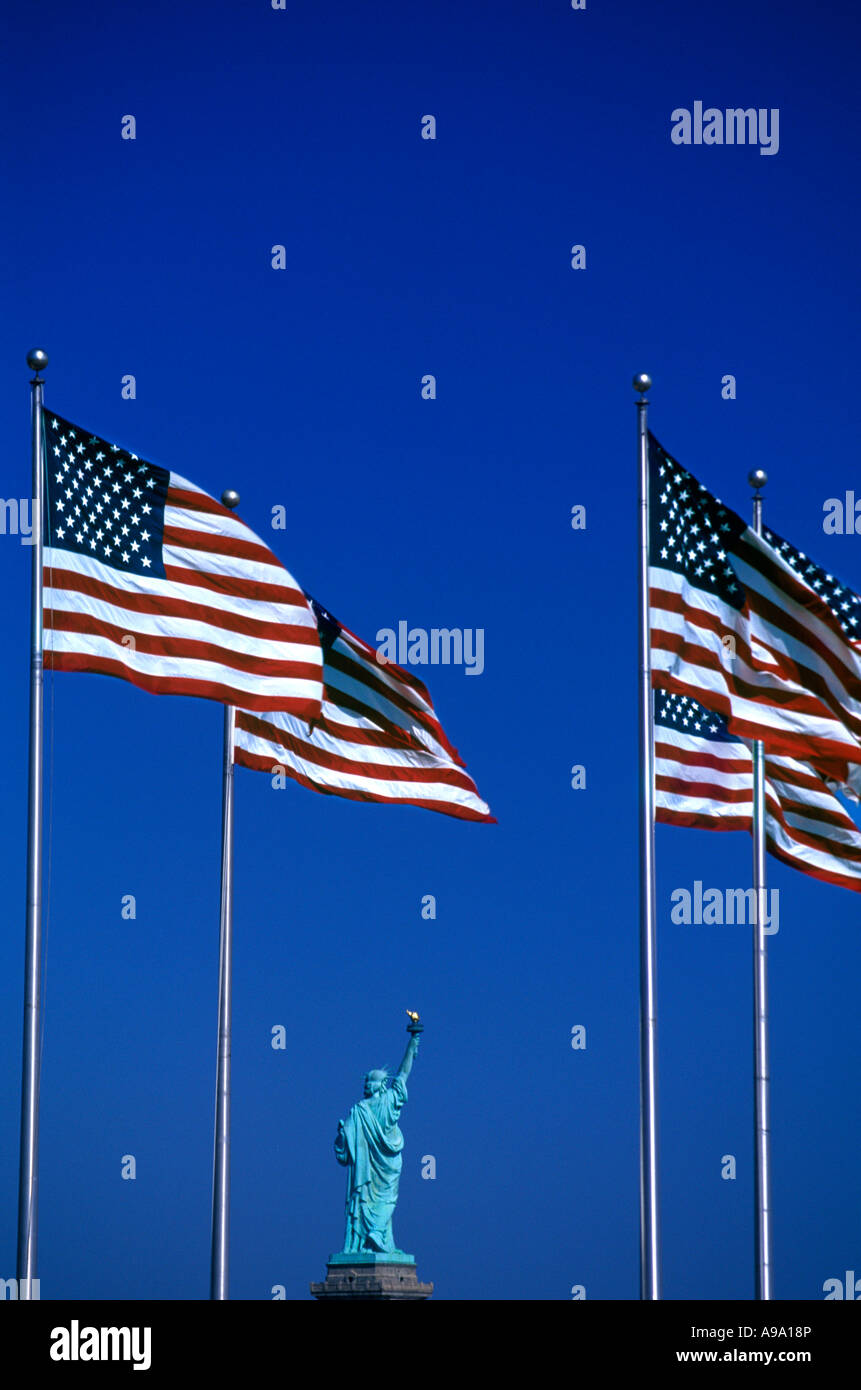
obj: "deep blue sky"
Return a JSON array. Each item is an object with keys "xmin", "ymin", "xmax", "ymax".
[{"xmin": 2, "ymin": 0, "xmax": 860, "ymax": 1301}]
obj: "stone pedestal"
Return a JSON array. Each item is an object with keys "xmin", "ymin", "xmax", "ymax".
[{"xmin": 310, "ymin": 1252, "xmax": 433, "ymax": 1301}]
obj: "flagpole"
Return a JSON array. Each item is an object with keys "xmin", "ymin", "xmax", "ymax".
[
  {"xmin": 749, "ymin": 467, "xmax": 773, "ymax": 1301},
  {"xmin": 210, "ymin": 487, "xmax": 240, "ymax": 1301},
  {"xmin": 18, "ymin": 349, "xmax": 48, "ymax": 1299},
  {"xmin": 635, "ymin": 372, "xmax": 661, "ymax": 1300}
]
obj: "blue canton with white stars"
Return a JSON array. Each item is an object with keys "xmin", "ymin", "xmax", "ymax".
[
  {"xmin": 307, "ymin": 595, "xmax": 342, "ymax": 654},
  {"xmin": 649, "ymin": 433, "xmax": 746, "ymax": 611},
  {"xmin": 654, "ymin": 689, "xmax": 736, "ymax": 744},
  {"xmin": 44, "ymin": 413, "xmax": 169, "ymax": 579},
  {"xmin": 763, "ymin": 524, "xmax": 861, "ymax": 641}
]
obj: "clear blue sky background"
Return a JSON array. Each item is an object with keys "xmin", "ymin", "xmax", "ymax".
[{"xmin": 2, "ymin": 0, "xmax": 860, "ymax": 1300}]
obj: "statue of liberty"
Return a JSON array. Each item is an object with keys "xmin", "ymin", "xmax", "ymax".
[{"xmin": 334, "ymin": 1013, "xmax": 423, "ymax": 1257}]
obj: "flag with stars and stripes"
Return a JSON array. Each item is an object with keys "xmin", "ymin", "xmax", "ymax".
[
  {"xmin": 649, "ymin": 432, "xmax": 861, "ymax": 776},
  {"xmin": 655, "ymin": 691, "xmax": 861, "ymax": 893},
  {"xmin": 42, "ymin": 412, "xmax": 324, "ymax": 718},
  {"xmin": 233, "ymin": 597, "xmax": 494, "ymax": 822}
]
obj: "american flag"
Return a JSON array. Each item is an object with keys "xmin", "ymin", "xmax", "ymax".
[
  {"xmin": 655, "ymin": 690, "xmax": 861, "ymax": 893},
  {"xmin": 42, "ymin": 412, "xmax": 324, "ymax": 718},
  {"xmin": 234, "ymin": 598, "xmax": 494, "ymax": 822},
  {"xmin": 649, "ymin": 432, "xmax": 861, "ymax": 775}
]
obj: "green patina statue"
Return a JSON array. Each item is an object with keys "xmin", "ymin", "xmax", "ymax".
[{"xmin": 334, "ymin": 1013, "xmax": 424, "ymax": 1258}]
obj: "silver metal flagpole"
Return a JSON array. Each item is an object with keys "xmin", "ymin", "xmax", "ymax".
[
  {"xmin": 210, "ymin": 487, "xmax": 241, "ymax": 1301},
  {"xmin": 635, "ymin": 372, "xmax": 661, "ymax": 1300},
  {"xmin": 749, "ymin": 467, "xmax": 773, "ymax": 1301},
  {"xmin": 18, "ymin": 348, "xmax": 48, "ymax": 1299}
]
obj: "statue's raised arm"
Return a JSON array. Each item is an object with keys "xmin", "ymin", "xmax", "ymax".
[{"xmin": 398, "ymin": 1010, "xmax": 423, "ymax": 1081}]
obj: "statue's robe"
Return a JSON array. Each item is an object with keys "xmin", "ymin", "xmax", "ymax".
[{"xmin": 335, "ymin": 1074, "xmax": 407, "ymax": 1254}]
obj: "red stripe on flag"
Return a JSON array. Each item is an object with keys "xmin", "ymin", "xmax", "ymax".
[
  {"xmin": 45, "ymin": 652, "xmax": 321, "ymax": 716},
  {"xmin": 45, "ymin": 609, "xmax": 322, "ymax": 680},
  {"xmin": 45, "ymin": 566, "xmax": 320, "ymax": 645},
  {"xmin": 233, "ymin": 744, "xmax": 496, "ymax": 821},
  {"xmin": 161, "ymin": 563, "xmax": 306, "ymax": 606}
]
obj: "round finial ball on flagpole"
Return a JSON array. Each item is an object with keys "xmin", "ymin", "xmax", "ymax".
[
  {"xmin": 221, "ymin": 489, "xmax": 241, "ymax": 510},
  {"xmin": 748, "ymin": 469, "xmax": 768, "ymax": 490},
  {"xmin": 633, "ymin": 373, "xmax": 652, "ymax": 394},
  {"xmin": 27, "ymin": 349, "xmax": 49, "ymax": 374}
]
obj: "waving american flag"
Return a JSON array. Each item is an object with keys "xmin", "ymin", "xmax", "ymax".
[
  {"xmin": 234, "ymin": 597, "xmax": 493, "ymax": 822},
  {"xmin": 655, "ymin": 690, "xmax": 861, "ymax": 893},
  {"xmin": 42, "ymin": 412, "xmax": 324, "ymax": 718},
  {"xmin": 649, "ymin": 432, "xmax": 861, "ymax": 777}
]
